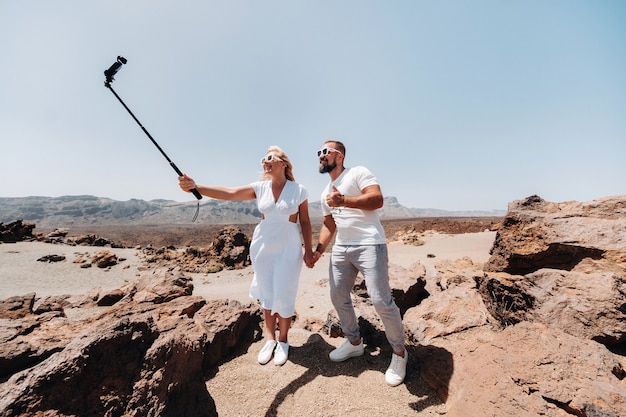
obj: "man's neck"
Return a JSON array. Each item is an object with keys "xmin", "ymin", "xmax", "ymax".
[{"xmin": 329, "ymin": 165, "xmax": 345, "ymax": 182}]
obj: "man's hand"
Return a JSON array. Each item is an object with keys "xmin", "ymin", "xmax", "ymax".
[
  {"xmin": 327, "ymin": 184, "xmax": 384, "ymax": 211},
  {"xmin": 326, "ymin": 185, "xmax": 344, "ymax": 207}
]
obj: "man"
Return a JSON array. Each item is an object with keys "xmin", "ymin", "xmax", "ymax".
[{"xmin": 311, "ymin": 140, "xmax": 407, "ymax": 386}]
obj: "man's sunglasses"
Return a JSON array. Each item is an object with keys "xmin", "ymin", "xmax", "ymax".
[
  {"xmin": 261, "ymin": 153, "xmax": 283, "ymax": 164},
  {"xmin": 317, "ymin": 147, "xmax": 342, "ymax": 157}
]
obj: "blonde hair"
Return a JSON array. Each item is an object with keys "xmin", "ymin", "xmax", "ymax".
[{"xmin": 261, "ymin": 145, "xmax": 295, "ymax": 181}]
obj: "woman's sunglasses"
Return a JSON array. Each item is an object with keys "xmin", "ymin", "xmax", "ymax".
[
  {"xmin": 317, "ymin": 147, "xmax": 342, "ymax": 157},
  {"xmin": 261, "ymin": 153, "xmax": 283, "ymax": 164}
]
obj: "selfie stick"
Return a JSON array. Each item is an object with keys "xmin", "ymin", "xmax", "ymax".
[{"xmin": 103, "ymin": 56, "xmax": 202, "ymax": 221}]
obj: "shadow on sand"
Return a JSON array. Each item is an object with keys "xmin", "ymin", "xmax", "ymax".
[{"xmin": 262, "ymin": 332, "xmax": 453, "ymax": 417}]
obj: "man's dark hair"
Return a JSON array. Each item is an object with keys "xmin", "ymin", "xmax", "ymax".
[{"xmin": 324, "ymin": 140, "xmax": 346, "ymax": 157}]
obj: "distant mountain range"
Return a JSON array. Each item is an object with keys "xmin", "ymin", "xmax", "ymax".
[{"xmin": 0, "ymin": 195, "xmax": 506, "ymax": 228}]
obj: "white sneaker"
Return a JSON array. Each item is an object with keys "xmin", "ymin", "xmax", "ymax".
[
  {"xmin": 258, "ymin": 340, "xmax": 277, "ymax": 365},
  {"xmin": 274, "ymin": 342, "xmax": 289, "ymax": 366},
  {"xmin": 385, "ymin": 350, "xmax": 408, "ymax": 386},
  {"xmin": 329, "ymin": 339, "xmax": 364, "ymax": 362}
]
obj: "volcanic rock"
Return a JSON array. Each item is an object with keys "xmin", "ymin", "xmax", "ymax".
[
  {"xmin": 0, "ymin": 267, "xmax": 262, "ymax": 416},
  {"xmin": 413, "ymin": 194, "xmax": 626, "ymax": 416},
  {"xmin": 0, "ymin": 220, "xmax": 36, "ymax": 243}
]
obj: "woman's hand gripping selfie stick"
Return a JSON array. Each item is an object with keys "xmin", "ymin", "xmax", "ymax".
[{"xmin": 103, "ymin": 56, "xmax": 202, "ymax": 221}]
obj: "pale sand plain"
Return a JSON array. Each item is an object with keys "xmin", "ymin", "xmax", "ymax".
[{"xmin": 0, "ymin": 232, "xmax": 496, "ymax": 315}]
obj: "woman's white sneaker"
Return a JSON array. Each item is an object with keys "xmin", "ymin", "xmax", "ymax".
[
  {"xmin": 258, "ymin": 340, "xmax": 277, "ymax": 365},
  {"xmin": 329, "ymin": 339, "xmax": 364, "ymax": 362},
  {"xmin": 274, "ymin": 342, "xmax": 289, "ymax": 366}
]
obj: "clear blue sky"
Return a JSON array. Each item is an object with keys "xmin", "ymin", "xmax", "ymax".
[{"xmin": 1, "ymin": 1, "xmax": 624, "ymax": 211}]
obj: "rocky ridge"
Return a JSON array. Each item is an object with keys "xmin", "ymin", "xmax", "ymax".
[{"xmin": 0, "ymin": 195, "xmax": 505, "ymax": 228}]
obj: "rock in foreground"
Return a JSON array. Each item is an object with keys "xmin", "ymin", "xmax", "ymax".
[
  {"xmin": 407, "ymin": 194, "xmax": 626, "ymax": 416},
  {"xmin": 0, "ymin": 267, "xmax": 262, "ymax": 417}
]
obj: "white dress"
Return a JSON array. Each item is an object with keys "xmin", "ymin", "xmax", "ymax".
[{"xmin": 249, "ymin": 180, "xmax": 308, "ymax": 318}]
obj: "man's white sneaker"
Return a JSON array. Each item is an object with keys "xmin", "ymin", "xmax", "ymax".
[
  {"xmin": 329, "ymin": 339, "xmax": 364, "ymax": 362},
  {"xmin": 258, "ymin": 340, "xmax": 277, "ymax": 365},
  {"xmin": 274, "ymin": 342, "xmax": 289, "ymax": 366},
  {"xmin": 385, "ymin": 350, "xmax": 408, "ymax": 386}
]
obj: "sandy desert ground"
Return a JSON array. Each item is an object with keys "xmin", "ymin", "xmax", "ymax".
[{"xmin": 0, "ymin": 221, "xmax": 498, "ymax": 416}]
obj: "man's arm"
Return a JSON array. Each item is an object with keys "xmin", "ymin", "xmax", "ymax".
[
  {"xmin": 312, "ymin": 214, "xmax": 336, "ymax": 263},
  {"xmin": 326, "ymin": 184, "xmax": 383, "ymax": 211}
]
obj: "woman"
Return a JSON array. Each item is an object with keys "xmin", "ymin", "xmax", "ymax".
[{"xmin": 178, "ymin": 146, "xmax": 314, "ymax": 366}]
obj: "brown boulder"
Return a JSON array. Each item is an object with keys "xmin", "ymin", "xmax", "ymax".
[
  {"xmin": 0, "ymin": 267, "xmax": 263, "ymax": 416},
  {"xmin": 97, "ymin": 289, "xmax": 125, "ymax": 306},
  {"xmin": 208, "ymin": 225, "xmax": 251, "ymax": 269},
  {"xmin": 404, "ymin": 257, "xmax": 494, "ymax": 343},
  {"xmin": 401, "ymin": 195, "xmax": 626, "ymax": 416},
  {"xmin": 0, "ymin": 310, "xmax": 69, "ymax": 379},
  {"xmin": 32, "ymin": 296, "xmax": 68, "ymax": 315},
  {"xmin": 36, "ymin": 254, "xmax": 66, "ymax": 263},
  {"xmin": 91, "ymin": 250, "xmax": 120, "ymax": 268},
  {"xmin": 416, "ymin": 322, "xmax": 626, "ymax": 417},
  {"xmin": 0, "ymin": 220, "xmax": 36, "ymax": 243},
  {"xmin": 0, "ymin": 293, "xmax": 36, "ymax": 319},
  {"xmin": 485, "ymin": 194, "xmax": 626, "ymax": 275},
  {"xmin": 479, "ymin": 195, "xmax": 626, "ymax": 346},
  {"xmin": 139, "ymin": 226, "xmax": 251, "ymax": 273},
  {"xmin": 479, "ymin": 268, "xmax": 626, "ymax": 345},
  {"xmin": 121, "ymin": 266, "xmax": 194, "ymax": 304}
]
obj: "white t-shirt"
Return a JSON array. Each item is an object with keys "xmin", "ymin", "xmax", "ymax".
[{"xmin": 320, "ymin": 166, "xmax": 386, "ymax": 245}]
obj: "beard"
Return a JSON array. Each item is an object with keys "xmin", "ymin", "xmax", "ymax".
[{"xmin": 319, "ymin": 161, "xmax": 336, "ymax": 174}]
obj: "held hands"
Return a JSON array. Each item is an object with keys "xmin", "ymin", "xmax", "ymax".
[
  {"xmin": 326, "ymin": 185, "xmax": 344, "ymax": 208},
  {"xmin": 303, "ymin": 250, "xmax": 315, "ymax": 269},
  {"xmin": 311, "ymin": 250, "xmax": 322, "ymax": 264},
  {"xmin": 305, "ymin": 242, "xmax": 325, "ymax": 268},
  {"xmin": 178, "ymin": 174, "xmax": 197, "ymax": 193},
  {"xmin": 304, "ymin": 249, "xmax": 322, "ymax": 268}
]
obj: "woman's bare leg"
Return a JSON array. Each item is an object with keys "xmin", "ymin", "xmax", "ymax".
[
  {"xmin": 263, "ymin": 309, "xmax": 277, "ymax": 340},
  {"xmin": 277, "ymin": 314, "xmax": 292, "ymax": 343}
]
